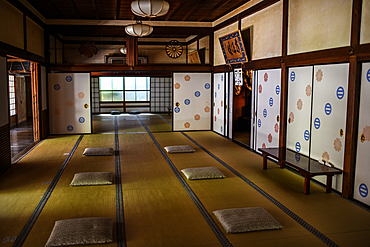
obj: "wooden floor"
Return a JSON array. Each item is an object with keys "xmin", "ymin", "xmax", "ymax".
[
  {"xmin": 1, "ymin": 113, "xmax": 370, "ymax": 247},
  {"xmin": 10, "ymin": 118, "xmax": 34, "ymax": 159}
]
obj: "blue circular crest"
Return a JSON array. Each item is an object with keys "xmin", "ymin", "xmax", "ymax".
[
  {"xmin": 194, "ymin": 91, "xmax": 201, "ymax": 97},
  {"xmin": 325, "ymin": 103, "xmax": 332, "ymax": 115},
  {"xmin": 221, "ymin": 75, "xmax": 224, "ymax": 82},
  {"xmin": 367, "ymin": 69, "xmax": 370, "ymax": 82},
  {"xmin": 184, "ymin": 99, "xmax": 190, "ymax": 105},
  {"xmin": 336, "ymin": 86, "xmax": 345, "ymax": 100},
  {"xmin": 66, "ymin": 75, "xmax": 72, "ymax": 82},
  {"xmin": 304, "ymin": 130, "xmax": 310, "ymax": 141},
  {"xmin": 314, "ymin": 118, "xmax": 321, "ymax": 129},
  {"xmin": 269, "ymin": 97, "xmax": 274, "ymax": 107},
  {"xmin": 215, "ymin": 92, "xmax": 217, "ymax": 98},
  {"xmin": 359, "ymin": 183, "xmax": 368, "ymax": 198},
  {"xmin": 174, "ymin": 107, "xmax": 180, "ymax": 113},
  {"xmin": 79, "ymin": 117, "xmax": 85, "ymax": 123},
  {"xmin": 221, "ymin": 126, "xmax": 223, "ymax": 133},
  {"xmin": 258, "ymin": 119, "xmax": 262, "ymax": 128},
  {"xmin": 295, "ymin": 153, "xmax": 301, "ymax": 162},
  {"xmin": 205, "ymin": 83, "xmax": 210, "ymax": 90},
  {"xmin": 67, "ymin": 125, "xmax": 74, "ymax": 132},
  {"xmin": 54, "ymin": 84, "xmax": 60, "ymax": 90},
  {"xmin": 295, "ymin": 142, "xmax": 301, "ymax": 152},
  {"xmin": 263, "ymin": 109, "xmax": 267, "ymax": 118},
  {"xmin": 290, "ymin": 71, "xmax": 296, "ymax": 82},
  {"xmin": 276, "ymin": 85, "xmax": 280, "ymax": 95}
]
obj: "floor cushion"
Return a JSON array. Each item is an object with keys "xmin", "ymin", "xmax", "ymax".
[
  {"xmin": 45, "ymin": 217, "xmax": 113, "ymax": 246},
  {"xmin": 181, "ymin": 167, "xmax": 225, "ymax": 180},
  {"xmin": 70, "ymin": 172, "xmax": 113, "ymax": 186},
  {"xmin": 213, "ymin": 207, "xmax": 283, "ymax": 233},
  {"xmin": 164, "ymin": 145, "xmax": 196, "ymax": 153},
  {"xmin": 83, "ymin": 148, "xmax": 114, "ymax": 156}
]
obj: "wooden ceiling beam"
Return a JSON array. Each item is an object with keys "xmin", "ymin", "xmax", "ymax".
[
  {"xmin": 181, "ymin": 0, "xmax": 206, "ymax": 21},
  {"xmin": 197, "ymin": 0, "xmax": 232, "ymax": 22},
  {"xmin": 48, "ymin": 0, "xmax": 64, "ymax": 18},
  {"xmin": 70, "ymin": 0, "xmax": 82, "ymax": 19},
  {"xmin": 114, "ymin": 0, "xmax": 122, "ymax": 20},
  {"xmin": 91, "ymin": 0, "xmax": 100, "ymax": 20},
  {"xmin": 165, "ymin": 0, "xmax": 187, "ymax": 21}
]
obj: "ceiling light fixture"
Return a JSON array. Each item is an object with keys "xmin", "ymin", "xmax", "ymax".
[
  {"xmin": 125, "ymin": 21, "xmax": 153, "ymax": 37},
  {"xmin": 131, "ymin": 0, "xmax": 170, "ymax": 18},
  {"xmin": 119, "ymin": 46, "xmax": 127, "ymax": 54}
]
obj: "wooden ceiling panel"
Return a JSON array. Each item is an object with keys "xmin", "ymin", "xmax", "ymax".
[{"xmin": 24, "ymin": 0, "xmax": 251, "ymax": 39}]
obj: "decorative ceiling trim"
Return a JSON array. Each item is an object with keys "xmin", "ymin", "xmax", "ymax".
[{"xmin": 46, "ymin": 20, "xmax": 213, "ymax": 27}]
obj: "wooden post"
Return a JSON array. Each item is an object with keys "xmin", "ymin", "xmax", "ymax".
[
  {"xmin": 126, "ymin": 35, "xmax": 138, "ymax": 67},
  {"xmin": 342, "ymin": 56, "xmax": 361, "ymax": 198}
]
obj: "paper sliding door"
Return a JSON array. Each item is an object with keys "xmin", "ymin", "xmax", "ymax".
[
  {"xmin": 48, "ymin": 73, "xmax": 91, "ymax": 134},
  {"xmin": 173, "ymin": 73, "xmax": 211, "ymax": 131},
  {"xmin": 213, "ymin": 73, "xmax": 225, "ymax": 135},
  {"xmin": 255, "ymin": 69, "xmax": 281, "ymax": 151},
  {"xmin": 354, "ymin": 63, "xmax": 370, "ymax": 205}
]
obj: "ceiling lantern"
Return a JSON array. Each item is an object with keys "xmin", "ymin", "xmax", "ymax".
[
  {"xmin": 131, "ymin": 0, "xmax": 170, "ymax": 18},
  {"xmin": 125, "ymin": 21, "xmax": 153, "ymax": 37}
]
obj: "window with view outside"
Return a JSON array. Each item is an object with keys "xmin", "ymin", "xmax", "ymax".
[
  {"xmin": 9, "ymin": 75, "xmax": 16, "ymax": 116},
  {"xmin": 99, "ymin": 77, "xmax": 150, "ymax": 102}
]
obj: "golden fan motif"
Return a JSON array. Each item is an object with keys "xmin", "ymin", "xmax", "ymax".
[{"xmin": 165, "ymin": 40, "xmax": 183, "ymax": 58}]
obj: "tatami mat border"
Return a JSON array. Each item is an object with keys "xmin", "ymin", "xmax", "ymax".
[
  {"xmin": 13, "ymin": 135, "xmax": 84, "ymax": 247},
  {"xmin": 137, "ymin": 115, "xmax": 233, "ymax": 247},
  {"xmin": 181, "ymin": 132, "xmax": 339, "ymax": 247},
  {"xmin": 115, "ymin": 116, "xmax": 126, "ymax": 247}
]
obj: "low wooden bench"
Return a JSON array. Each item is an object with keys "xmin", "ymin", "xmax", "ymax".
[{"xmin": 258, "ymin": 147, "xmax": 342, "ymax": 195}]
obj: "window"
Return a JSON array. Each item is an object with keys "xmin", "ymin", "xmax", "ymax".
[
  {"xmin": 9, "ymin": 75, "xmax": 16, "ymax": 116},
  {"xmin": 99, "ymin": 77, "xmax": 150, "ymax": 102},
  {"xmin": 124, "ymin": 77, "xmax": 150, "ymax": 101}
]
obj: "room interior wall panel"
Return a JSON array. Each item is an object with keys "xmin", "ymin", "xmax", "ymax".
[
  {"xmin": 48, "ymin": 73, "xmax": 91, "ymax": 134},
  {"xmin": 286, "ymin": 66, "xmax": 313, "ymax": 156},
  {"xmin": 255, "ymin": 69, "xmax": 281, "ymax": 151},
  {"xmin": 213, "ymin": 73, "xmax": 225, "ymax": 135},
  {"xmin": 310, "ymin": 63, "xmax": 349, "ymax": 192},
  {"xmin": 354, "ymin": 62, "xmax": 370, "ymax": 206},
  {"xmin": 228, "ymin": 71, "xmax": 233, "ymax": 139},
  {"xmin": 0, "ymin": 56, "xmax": 10, "ymax": 172},
  {"xmin": 173, "ymin": 73, "xmax": 211, "ymax": 131}
]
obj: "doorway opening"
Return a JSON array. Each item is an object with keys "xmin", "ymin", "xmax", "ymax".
[{"xmin": 8, "ymin": 56, "xmax": 40, "ymax": 160}]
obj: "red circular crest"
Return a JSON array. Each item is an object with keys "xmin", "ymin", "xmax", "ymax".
[{"xmin": 268, "ymin": 133, "xmax": 273, "ymax": 143}]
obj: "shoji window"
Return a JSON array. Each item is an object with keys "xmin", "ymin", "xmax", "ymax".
[{"xmin": 9, "ymin": 75, "xmax": 16, "ymax": 116}]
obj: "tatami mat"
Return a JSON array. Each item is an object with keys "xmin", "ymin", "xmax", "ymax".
[
  {"xmin": 2, "ymin": 115, "xmax": 369, "ymax": 247},
  {"xmin": 119, "ymin": 132, "xmax": 222, "ymax": 247},
  {"xmin": 152, "ymin": 131, "xmax": 326, "ymax": 246},
  {"xmin": 22, "ymin": 134, "xmax": 117, "ymax": 247},
  {"xmin": 184, "ymin": 131, "xmax": 370, "ymax": 247},
  {"xmin": 0, "ymin": 135, "xmax": 81, "ymax": 244}
]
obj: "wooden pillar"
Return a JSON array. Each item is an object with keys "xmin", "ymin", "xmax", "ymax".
[
  {"xmin": 342, "ymin": 0, "xmax": 362, "ymax": 198},
  {"xmin": 126, "ymin": 35, "xmax": 138, "ymax": 67},
  {"xmin": 342, "ymin": 56, "xmax": 361, "ymax": 198},
  {"xmin": 278, "ymin": 63, "xmax": 288, "ymax": 164},
  {"xmin": 278, "ymin": 0, "xmax": 289, "ymax": 164}
]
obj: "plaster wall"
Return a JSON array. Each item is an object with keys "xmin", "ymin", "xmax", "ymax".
[
  {"xmin": 288, "ymin": 0, "xmax": 352, "ymax": 55},
  {"xmin": 361, "ymin": 0, "xmax": 370, "ymax": 44},
  {"xmin": 0, "ymin": 0, "xmax": 24, "ymax": 49},
  {"xmin": 214, "ymin": 22, "xmax": 238, "ymax": 66},
  {"xmin": 26, "ymin": 17, "xmax": 44, "ymax": 57},
  {"xmin": 241, "ymin": 1, "xmax": 283, "ymax": 60}
]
